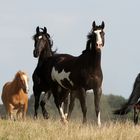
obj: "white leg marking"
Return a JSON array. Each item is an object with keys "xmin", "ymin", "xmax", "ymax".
[
  {"xmin": 51, "ymin": 67, "xmax": 73, "ymax": 88},
  {"xmin": 60, "ymin": 106, "xmax": 66, "ymax": 120},
  {"xmin": 97, "ymin": 111, "xmax": 101, "ymax": 127}
]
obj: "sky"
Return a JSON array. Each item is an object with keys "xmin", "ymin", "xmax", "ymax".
[{"xmin": 0, "ymin": 0, "xmax": 140, "ymax": 103}]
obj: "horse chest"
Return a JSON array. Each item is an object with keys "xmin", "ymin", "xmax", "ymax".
[
  {"xmin": 75, "ymin": 69, "xmax": 102, "ymax": 89},
  {"xmin": 11, "ymin": 95, "xmax": 25, "ymax": 106}
]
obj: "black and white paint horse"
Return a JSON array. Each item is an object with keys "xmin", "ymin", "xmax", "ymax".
[
  {"xmin": 37, "ymin": 21, "xmax": 105, "ymax": 126},
  {"xmin": 32, "ymin": 26, "xmax": 87, "ymax": 122},
  {"xmin": 114, "ymin": 73, "xmax": 140, "ymax": 124}
]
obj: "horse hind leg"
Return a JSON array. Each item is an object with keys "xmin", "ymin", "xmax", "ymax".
[
  {"xmin": 94, "ymin": 87, "xmax": 102, "ymax": 127},
  {"xmin": 52, "ymin": 85, "xmax": 68, "ymax": 124},
  {"xmin": 67, "ymin": 92, "xmax": 76, "ymax": 121},
  {"xmin": 63, "ymin": 93, "xmax": 69, "ymax": 118}
]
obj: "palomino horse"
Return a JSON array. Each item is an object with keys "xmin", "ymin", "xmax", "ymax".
[
  {"xmin": 1, "ymin": 71, "xmax": 29, "ymax": 120},
  {"xmin": 114, "ymin": 73, "xmax": 140, "ymax": 124},
  {"xmin": 36, "ymin": 21, "xmax": 105, "ymax": 126},
  {"xmin": 32, "ymin": 26, "xmax": 87, "ymax": 123}
]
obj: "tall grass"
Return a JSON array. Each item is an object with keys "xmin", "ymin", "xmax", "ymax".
[{"xmin": 0, "ymin": 117, "xmax": 140, "ymax": 140}]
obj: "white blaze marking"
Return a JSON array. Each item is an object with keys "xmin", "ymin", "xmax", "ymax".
[
  {"xmin": 38, "ymin": 35, "xmax": 43, "ymax": 39},
  {"xmin": 22, "ymin": 75, "xmax": 29, "ymax": 91},
  {"xmin": 94, "ymin": 29, "xmax": 102, "ymax": 48},
  {"xmin": 51, "ymin": 67, "xmax": 73, "ymax": 88},
  {"xmin": 97, "ymin": 112, "xmax": 101, "ymax": 127}
]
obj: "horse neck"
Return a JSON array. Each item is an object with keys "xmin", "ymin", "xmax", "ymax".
[
  {"xmin": 92, "ymin": 50, "xmax": 101, "ymax": 68},
  {"xmin": 12, "ymin": 78, "xmax": 22, "ymax": 93},
  {"xmin": 81, "ymin": 47, "xmax": 102, "ymax": 70},
  {"xmin": 38, "ymin": 47, "xmax": 53, "ymax": 63}
]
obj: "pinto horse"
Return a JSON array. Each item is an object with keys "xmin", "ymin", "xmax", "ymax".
[
  {"xmin": 1, "ymin": 71, "xmax": 29, "ymax": 120},
  {"xmin": 37, "ymin": 21, "xmax": 105, "ymax": 126},
  {"xmin": 32, "ymin": 26, "xmax": 88, "ymax": 122}
]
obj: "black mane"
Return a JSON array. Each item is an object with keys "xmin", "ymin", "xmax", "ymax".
[{"xmin": 82, "ymin": 31, "xmax": 95, "ymax": 54}]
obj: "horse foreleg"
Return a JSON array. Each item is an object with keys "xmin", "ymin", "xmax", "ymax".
[
  {"xmin": 94, "ymin": 87, "xmax": 102, "ymax": 127},
  {"xmin": 33, "ymin": 87, "xmax": 41, "ymax": 119},
  {"xmin": 22, "ymin": 102, "xmax": 28, "ymax": 120},
  {"xmin": 40, "ymin": 92, "xmax": 49, "ymax": 119},
  {"xmin": 78, "ymin": 88, "xmax": 87, "ymax": 123},
  {"xmin": 8, "ymin": 104, "xmax": 14, "ymax": 120},
  {"xmin": 134, "ymin": 106, "xmax": 139, "ymax": 125}
]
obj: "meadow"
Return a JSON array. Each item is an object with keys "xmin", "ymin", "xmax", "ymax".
[{"xmin": 0, "ymin": 117, "xmax": 140, "ymax": 140}]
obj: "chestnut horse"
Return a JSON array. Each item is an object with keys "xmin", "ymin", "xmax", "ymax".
[
  {"xmin": 1, "ymin": 71, "xmax": 29, "ymax": 120},
  {"xmin": 32, "ymin": 27, "xmax": 88, "ymax": 122}
]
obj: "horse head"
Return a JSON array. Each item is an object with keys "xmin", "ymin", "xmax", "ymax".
[
  {"xmin": 87, "ymin": 21, "xmax": 105, "ymax": 52},
  {"xmin": 33, "ymin": 26, "xmax": 53, "ymax": 58},
  {"xmin": 16, "ymin": 71, "xmax": 29, "ymax": 93}
]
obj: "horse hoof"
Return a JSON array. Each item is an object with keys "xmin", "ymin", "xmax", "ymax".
[
  {"xmin": 33, "ymin": 115, "xmax": 38, "ymax": 120},
  {"xmin": 43, "ymin": 114, "xmax": 49, "ymax": 119},
  {"xmin": 61, "ymin": 118, "xmax": 68, "ymax": 125},
  {"xmin": 82, "ymin": 119, "xmax": 87, "ymax": 124}
]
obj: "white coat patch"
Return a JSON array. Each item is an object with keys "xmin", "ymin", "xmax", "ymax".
[
  {"xmin": 38, "ymin": 35, "xmax": 43, "ymax": 39},
  {"xmin": 51, "ymin": 67, "xmax": 73, "ymax": 89}
]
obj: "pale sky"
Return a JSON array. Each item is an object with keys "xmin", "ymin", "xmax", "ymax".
[{"xmin": 0, "ymin": 0, "xmax": 140, "ymax": 103}]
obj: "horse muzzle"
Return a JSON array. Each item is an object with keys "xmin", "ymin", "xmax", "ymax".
[
  {"xmin": 33, "ymin": 50, "xmax": 39, "ymax": 58},
  {"xmin": 96, "ymin": 43, "xmax": 103, "ymax": 50}
]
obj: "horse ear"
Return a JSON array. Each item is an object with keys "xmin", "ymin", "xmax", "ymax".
[
  {"xmin": 92, "ymin": 21, "xmax": 96, "ymax": 28},
  {"xmin": 101, "ymin": 21, "xmax": 105, "ymax": 29},
  {"xmin": 44, "ymin": 27, "xmax": 47, "ymax": 34},
  {"xmin": 36, "ymin": 26, "xmax": 39, "ymax": 33}
]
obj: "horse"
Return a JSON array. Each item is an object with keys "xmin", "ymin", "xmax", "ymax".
[
  {"xmin": 32, "ymin": 26, "xmax": 54, "ymax": 119},
  {"xmin": 1, "ymin": 71, "xmax": 29, "ymax": 120},
  {"xmin": 32, "ymin": 26, "xmax": 87, "ymax": 123},
  {"xmin": 37, "ymin": 21, "xmax": 105, "ymax": 126},
  {"xmin": 114, "ymin": 73, "xmax": 140, "ymax": 124}
]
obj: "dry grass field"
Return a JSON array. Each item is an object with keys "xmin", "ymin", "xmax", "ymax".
[{"xmin": 0, "ymin": 117, "xmax": 140, "ymax": 140}]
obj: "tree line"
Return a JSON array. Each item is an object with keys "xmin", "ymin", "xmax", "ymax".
[{"xmin": 0, "ymin": 92, "xmax": 134, "ymax": 122}]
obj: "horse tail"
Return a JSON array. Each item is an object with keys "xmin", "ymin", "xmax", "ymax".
[
  {"xmin": 114, "ymin": 73, "xmax": 140, "ymax": 115},
  {"xmin": 113, "ymin": 103, "xmax": 132, "ymax": 115}
]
